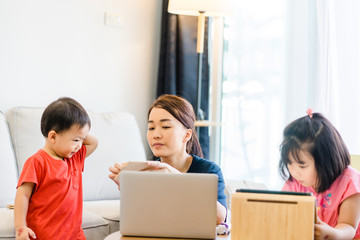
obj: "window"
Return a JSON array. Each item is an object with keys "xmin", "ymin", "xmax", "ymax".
[
  {"xmin": 219, "ymin": 0, "xmax": 286, "ymax": 189},
  {"xmin": 216, "ymin": 0, "xmax": 360, "ymax": 189}
]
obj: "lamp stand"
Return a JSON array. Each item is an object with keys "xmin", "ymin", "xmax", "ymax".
[
  {"xmin": 196, "ymin": 52, "xmax": 203, "ymax": 120},
  {"xmin": 196, "ymin": 11, "xmax": 205, "ymax": 137}
]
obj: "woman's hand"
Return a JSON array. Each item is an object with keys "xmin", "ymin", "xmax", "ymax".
[
  {"xmin": 108, "ymin": 162, "xmax": 128, "ymax": 189},
  {"xmin": 109, "ymin": 161, "xmax": 181, "ymax": 190},
  {"xmin": 144, "ymin": 161, "xmax": 181, "ymax": 173},
  {"xmin": 15, "ymin": 226, "xmax": 36, "ymax": 240}
]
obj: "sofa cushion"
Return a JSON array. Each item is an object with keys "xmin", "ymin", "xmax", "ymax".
[
  {"xmin": 82, "ymin": 111, "xmax": 146, "ymax": 200},
  {"xmin": 83, "ymin": 200, "xmax": 120, "ymax": 221},
  {"xmin": 84, "ymin": 200, "xmax": 120, "ymax": 233},
  {"xmin": 0, "ymin": 208, "xmax": 15, "ymax": 238},
  {"xmin": 5, "ymin": 107, "xmax": 44, "ymax": 176},
  {"xmin": 0, "ymin": 111, "xmax": 18, "ymax": 208},
  {"xmin": 82, "ymin": 209, "xmax": 111, "ymax": 240},
  {"xmin": 82, "ymin": 209, "xmax": 109, "ymax": 229}
]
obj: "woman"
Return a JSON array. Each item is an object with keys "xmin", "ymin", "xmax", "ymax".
[{"xmin": 109, "ymin": 94, "xmax": 227, "ymax": 224}]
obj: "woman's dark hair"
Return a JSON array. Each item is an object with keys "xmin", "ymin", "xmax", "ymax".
[
  {"xmin": 41, "ymin": 97, "xmax": 91, "ymax": 137},
  {"xmin": 148, "ymin": 94, "xmax": 203, "ymax": 158},
  {"xmin": 279, "ymin": 112, "xmax": 350, "ymax": 193}
]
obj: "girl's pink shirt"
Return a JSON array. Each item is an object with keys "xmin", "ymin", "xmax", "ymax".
[{"xmin": 282, "ymin": 166, "xmax": 360, "ymax": 239}]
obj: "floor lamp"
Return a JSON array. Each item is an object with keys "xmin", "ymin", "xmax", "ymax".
[{"xmin": 168, "ymin": 0, "xmax": 231, "ymax": 131}]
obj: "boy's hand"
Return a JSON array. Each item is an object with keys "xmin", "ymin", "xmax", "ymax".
[{"xmin": 16, "ymin": 226, "xmax": 36, "ymax": 240}]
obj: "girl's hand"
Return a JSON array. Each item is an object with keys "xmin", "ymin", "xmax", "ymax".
[
  {"xmin": 108, "ymin": 162, "xmax": 128, "ymax": 189},
  {"xmin": 15, "ymin": 226, "xmax": 36, "ymax": 240},
  {"xmin": 144, "ymin": 161, "xmax": 181, "ymax": 173},
  {"xmin": 314, "ymin": 217, "xmax": 334, "ymax": 240}
]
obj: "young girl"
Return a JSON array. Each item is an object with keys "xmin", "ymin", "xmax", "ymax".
[
  {"xmin": 109, "ymin": 94, "xmax": 227, "ymax": 224},
  {"xmin": 279, "ymin": 109, "xmax": 360, "ymax": 240},
  {"xmin": 14, "ymin": 97, "xmax": 98, "ymax": 240}
]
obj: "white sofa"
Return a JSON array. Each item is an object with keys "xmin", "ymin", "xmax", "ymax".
[{"xmin": 0, "ymin": 107, "xmax": 146, "ymax": 240}]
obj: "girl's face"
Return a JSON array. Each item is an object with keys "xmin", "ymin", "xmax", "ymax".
[
  {"xmin": 287, "ymin": 150, "xmax": 318, "ymax": 189},
  {"xmin": 52, "ymin": 124, "xmax": 89, "ymax": 159},
  {"xmin": 147, "ymin": 107, "xmax": 191, "ymax": 158}
]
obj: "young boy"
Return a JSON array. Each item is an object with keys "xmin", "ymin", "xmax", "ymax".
[{"xmin": 14, "ymin": 97, "xmax": 98, "ymax": 240}]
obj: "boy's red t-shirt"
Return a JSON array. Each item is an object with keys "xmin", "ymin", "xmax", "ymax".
[{"xmin": 17, "ymin": 146, "xmax": 87, "ymax": 240}]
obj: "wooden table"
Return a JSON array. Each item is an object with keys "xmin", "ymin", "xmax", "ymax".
[{"xmin": 104, "ymin": 231, "xmax": 230, "ymax": 240}]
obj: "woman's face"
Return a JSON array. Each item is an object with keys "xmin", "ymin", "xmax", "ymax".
[
  {"xmin": 287, "ymin": 149, "xmax": 318, "ymax": 189},
  {"xmin": 147, "ymin": 107, "xmax": 191, "ymax": 158}
]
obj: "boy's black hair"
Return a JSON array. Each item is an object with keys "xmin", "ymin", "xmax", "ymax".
[
  {"xmin": 279, "ymin": 112, "xmax": 350, "ymax": 193},
  {"xmin": 41, "ymin": 97, "xmax": 91, "ymax": 137}
]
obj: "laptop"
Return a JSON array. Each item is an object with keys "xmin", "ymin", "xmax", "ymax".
[
  {"xmin": 119, "ymin": 171, "xmax": 218, "ymax": 239},
  {"xmin": 231, "ymin": 189, "xmax": 316, "ymax": 240}
]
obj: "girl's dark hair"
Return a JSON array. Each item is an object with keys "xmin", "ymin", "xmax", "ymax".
[
  {"xmin": 279, "ymin": 112, "xmax": 350, "ymax": 193},
  {"xmin": 41, "ymin": 97, "xmax": 91, "ymax": 137},
  {"xmin": 148, "ymin": 94, "xmax": 203, "ymax": 158}
]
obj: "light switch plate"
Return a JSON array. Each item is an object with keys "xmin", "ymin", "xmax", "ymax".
[{"xmin": 105, "ymin": 12, "xmax": 122, "ymax": 28}]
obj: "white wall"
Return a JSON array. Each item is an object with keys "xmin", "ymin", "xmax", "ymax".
[{"xmin": 0, "ymin": 0, "xmax": 162, "ymax": 156}]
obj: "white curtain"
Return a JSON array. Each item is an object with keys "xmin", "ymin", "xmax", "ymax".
[
  {"xmin": 219, "ymin": 0, "xmax": 360, "ymax": 190},
  {"xmin": 314, "ymin": 0, "xmax": 360, "ymax": 154}
]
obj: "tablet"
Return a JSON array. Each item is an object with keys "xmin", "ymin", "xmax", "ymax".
[
  {"xmin": 122, "ymin": 161, "xmax": 149, "ymax": 171},
  {"xmin": 236, "ymin": 188, "xmax": 312, "ymax": 196},
  {"xmin": 114, "ymin": 161, "xmax": 150, "ymax": 181}
]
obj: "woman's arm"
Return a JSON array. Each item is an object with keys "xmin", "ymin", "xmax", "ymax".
[
  {"xmin": 315, "ymin": 193, "xmax": 360, "ymax": 240},
  {"xmin": 14, "ymin": 182, "xmax": 36, "ymax": 240},
  {"xmin": 84, "ymin": 134, "xmax": 98, "ymax": 157}
]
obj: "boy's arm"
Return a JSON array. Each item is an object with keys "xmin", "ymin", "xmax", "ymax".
[
  {"xmin": 14, "ymin": 182, "xmax": 36, "ymax": 239},
  {"xmin": 84, "ymin": 134, "xmax": 98, "ymax": 157}
]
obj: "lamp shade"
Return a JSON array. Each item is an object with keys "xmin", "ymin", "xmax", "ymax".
[{"xmin": 168, "ymin": 0, "xmax": 232, "ymax": 17}]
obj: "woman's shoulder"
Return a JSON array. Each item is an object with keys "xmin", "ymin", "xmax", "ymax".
[
  {"xmin": 189, "ymin": 155, "xmax": 221, "ymax": 173},
  {"xmin": 191, "ymin": 155, "xmax": 219, "ymax": 167}
]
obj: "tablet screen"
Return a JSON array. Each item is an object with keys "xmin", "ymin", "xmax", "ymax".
[{"xmin": 236, "ymin": 189, "xmax": 312, "ymax": 196}]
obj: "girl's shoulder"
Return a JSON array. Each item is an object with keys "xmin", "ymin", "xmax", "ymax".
[
  {"xmin": 342, "ymin": 166, "xmax": 360, "ymax": 187},
  {"xmin": 343, "ymin": 166, "xmax": 360, "ymax": 179},
  {"xmin": 327, "ymin": 166, "xmax": 360, "ymax": 200},
  {"xmin": 335, "ymin": 166, "xmax": 360, "ymax": 189}
]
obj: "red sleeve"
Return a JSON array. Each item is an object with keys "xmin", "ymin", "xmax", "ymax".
[
  {"xmin": 17, "ymin": 154, "xmax": 42, "ymax": 191},
  {"xmin": 72, "ymin": 145, "xmax": 86, "ymax": 172}
]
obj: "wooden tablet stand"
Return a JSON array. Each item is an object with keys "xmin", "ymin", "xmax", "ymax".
[{"xmin": 231, "ymin": 191, "xmax": 316, "ymax": 240}]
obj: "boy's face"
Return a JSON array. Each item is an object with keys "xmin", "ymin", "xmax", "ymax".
[
  {"xmin": 52, "ymin": 124, "xmax": 90, "ymax": 159},
  {"xmin": 287, "ymin": 149, "xmax": 318, "ymax": 189}
]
